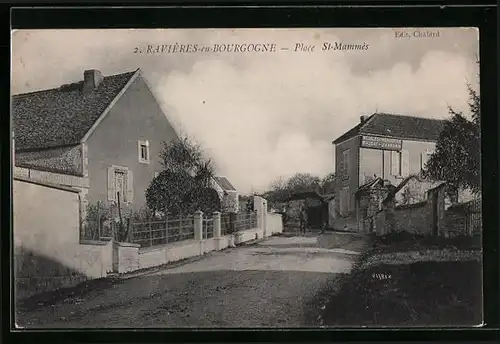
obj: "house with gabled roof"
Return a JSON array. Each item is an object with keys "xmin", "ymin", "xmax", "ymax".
[
  {"xmin": 12, "ymin": 68, "xmax": 180, "ymax": 212},
  {"xmin": 212, "ymin": 176, "xmax": 239, "ymax": 213},
  {"xmin": 332, "ymin": 112, "xmax": 446, "ymax": 229}
]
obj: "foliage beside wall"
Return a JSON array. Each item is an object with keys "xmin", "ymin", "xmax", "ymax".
[
  {"xmin": 424, "ymin": 71, "xmax": 480, "ymax": 193},
  {"xmin": 145, "ymin": 136, "xmax": 221, "ymax": 216}
]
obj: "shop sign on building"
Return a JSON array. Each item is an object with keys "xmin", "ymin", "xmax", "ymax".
[{"xmin": 361, "ymin": 135, "xmax": 402, "ymax": 151}]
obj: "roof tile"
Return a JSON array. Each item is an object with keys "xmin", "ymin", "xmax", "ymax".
[
  {"xmin": 214, "ymin": 176, "xmax": 237, "ymax": 191},
  {"xmin": 334, "ymin": 113, "xmax": 446, "ymax": 144},
  {"xmin": 12, "ymin": 70, "xmax": 137, "ymax": 151}
]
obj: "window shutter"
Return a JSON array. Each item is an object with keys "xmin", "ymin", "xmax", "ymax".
[
  {"xmin": 127, "ymin": 170, "xmax": 134, "ymax": 203},
  {"xmin": 401, "ymin": 150, "xmax": 410, "ymax": 177},
  {"xmin": 339, "ymin": 157, "xmax": 344, "ymax": 178},
  {"xmin": 107, "ymin": 167, "xmax": 115, "ymax": 201},
  {"xmin": 420, "ymin": 152, "xmax": 427, "ymax": 170},
  {"xmin": 391, "ymin": 151, "xmax": 400, "ymax": 176},
  {"xmin": 339, "ymin": 190, "xmax": 344, "ymax": 215},
  {"xmin": 344, "ymin": 152, "xmax": 349, "ymax": 176}
]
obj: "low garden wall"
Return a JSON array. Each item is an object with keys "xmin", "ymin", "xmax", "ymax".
[
  {"xmin": 234, "ymin": 227, "xmax": 264, "ymax": 244},
  {"xmin": 138, "ymin": 239, "xmax": 201, "ymax": 270},
  {"xmin": 444, "ymin": 199, "xmax": 482, "ymax": 237},
  {"xmin": 16, "ymin": 190, "xmax": 284, "ymax": 298},
  {"xmin": 371, "ymin": 201, "xmax": 432, "ymax": 236},
  {"xmin": 393, "ymin": 202, "xmax": 432, "ymax": 235},
  {"xmin": 130, "ymin": 209, "xmax": 283, "ymax": 272}
]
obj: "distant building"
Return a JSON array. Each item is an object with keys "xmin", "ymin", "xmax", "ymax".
[
  {"xmin": 212, "ymin": 176, "xmax": 239, "ymax": 213},
  {"xmin": 287, "ymin": 191, "xmax": 332, "ymax": 230},
  {"xmin": 332, "ymin": 113, "xmax": 446, "ymax": 226},
  {"xmin": 12, "ymin": 68, "xmax": 179, "ymax": 212}
]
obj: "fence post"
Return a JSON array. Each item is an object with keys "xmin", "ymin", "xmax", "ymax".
[
  {"xmin": 213, "ymin": 211, "xmax": 221, "ymax": 238},
  {"xmin": 165, "ymin": 211, "xmax": 169, "ymax": 244},
  {"xmin": 230, "ymin": 212, "xmax": 237, "ymax": 232},
  {"xmin": 97, "ymin": 201, "xmax": 101, "ymax": 240},
  {"xmin": 110, "ymin": 203, "xmax": 114, "ymax": 241},
  {"xmin": 127, "ymin": 209, "xmax": 133, "ymax": 243},
  {"xmin": 194, "ymin": 210, "xmax": 203, "ymax": 241},
  {"xmin": 149, "ymin": 213, "xmax": 153, "ymax": 247}
]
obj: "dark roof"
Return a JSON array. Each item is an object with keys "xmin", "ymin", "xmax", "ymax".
[
  {"xmin": 214, "ymin": 176, "xmax": 237, "ymax": 191},
  {"xmin": 382, "ymin": 175, "xmax": 420, "ymax": 203},
  {"xmin": 355, "ymin": 177, "xmax": 392, "ymax": 195},
  {"xmin": 382, "ymin": 174, "xmax": 448, "ymax": 204},
  {"xmin": 15, "ymin": 145, "xmax": 83, "ymax": 176},
  {"xmin": 12, "ymin": 70, "xmax": 138, "ymax": 151},
  {"xmin": 333, "ymin": 113, "xmax": 446, "ymax": 144},
  {"xmin": 289, "ymin": 190, "xmax": 328, "ymax": 203},
  {"xmin": 14, "ymin": 176, "xmax": 81, "ymax": 194}
]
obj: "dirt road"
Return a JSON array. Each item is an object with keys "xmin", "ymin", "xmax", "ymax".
[{"xmin": 16, "ymin": 232, "xmax": 367, "ymax": 328}]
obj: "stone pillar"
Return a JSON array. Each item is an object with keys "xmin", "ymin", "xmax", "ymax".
[
  {"xmin": 262, "ymin": 199, "xmax": 268, "ymax": 237},
  {"xmin": 253, "ymin": 196, "xmax": 263, "ymax": 228},
  {"xmin": 213, "ymin": 211, "xmax": 221, "ymax": 238},
  {"xmin": 213, "ymin": 211, "xmax": 227, "ymax": 250},
  {"xmin": 194, "ymin": 210, "xmax": 203, "ymax": 241},
  {"xmin": 253, "ymin": 196, "xmax": 269, "ymax": 237}
]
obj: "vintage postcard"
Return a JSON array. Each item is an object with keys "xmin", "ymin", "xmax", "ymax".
[{"xmin": 11, "ymin": 28, "xmax": 482, "ymax": 328}]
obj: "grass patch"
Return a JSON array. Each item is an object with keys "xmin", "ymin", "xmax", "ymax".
[
  {"xmin": 372, "ymin": 231, "xmax": 482, "ymax": 254},
  {"xmin": 321, "ymin": 232, "xmax": 483, "ymax": 327},
  {"xmin": 322, "ymin": 260, "xmax": 482, "ymax": 327}
]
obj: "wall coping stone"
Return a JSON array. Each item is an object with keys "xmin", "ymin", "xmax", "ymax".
[
  {"xmin": 138, "ymin": 239, "xmax": 199, "ymax": 253},
  {"xmin": 79, "ymin": 239, "xmax": 111, "ymax": 246},
  {"xmin": 114, "ymin": 242, "xmax": 141, "ymax": 248}
]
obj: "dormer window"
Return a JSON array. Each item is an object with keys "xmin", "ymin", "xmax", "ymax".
[{"xmin": 138, "ymin": 140, "xmax": 150, "ymax": 164}]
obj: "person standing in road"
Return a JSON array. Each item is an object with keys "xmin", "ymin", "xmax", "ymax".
[{"xmin": 299, "ymin": 204, "xmax": 308, "ymax": 235}]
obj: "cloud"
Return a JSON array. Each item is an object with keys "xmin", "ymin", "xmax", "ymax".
[
  {"xmin": 11, "ymin": 29, "xmax": 479, "ymax": 194},
  {"xmin": 154, "ymin": 47, "xmax": 475, "ymax": 193}
]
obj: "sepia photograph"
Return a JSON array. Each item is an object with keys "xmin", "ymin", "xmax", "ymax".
[{"xmin": 11, "ymin": 27, "xmax": 482, "ymax": 328}]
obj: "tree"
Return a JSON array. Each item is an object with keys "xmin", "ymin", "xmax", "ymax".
[
  {"xmin": 320, "ymin": 172, "xmax": 336, "ymax": 194},
  {"xmin": 145, "ymin": 137, "xmax": 220, "ymax": 215},
  {"xmin": 423, "ymin": 82, "xmax": 481, "ymax": 193},
  {"xmin": 286, "ymin": 173, "xmax": 321, "ymax": 192},
  {"xmin": 264, "ymin": 177, "xmax": 291, "ymax": 205}
]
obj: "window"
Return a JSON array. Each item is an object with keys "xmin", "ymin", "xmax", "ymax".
[
  {"xmin": 341, "ymin": 149, "xmax": 350, "ymax": 179},
  {"xmin": 391, "ymin": 150, "xmax": 410, "ymax": 177},
  {"xmin": 107, "ymin": 165, "xmax": 134, "ymax": 203},
  {"xmin": 391, "ymin": 151, "xmax": 402, "ymax": 176},
  {"xmin": 138, "ymin": 140, "xmax": 150, "ymax": 164},
  {"xmin": 114, "ymin": 170, "xmax": 126, "ymax": 202}
]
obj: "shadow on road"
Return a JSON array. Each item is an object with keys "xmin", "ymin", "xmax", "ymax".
[{"xmin": 17, "ymin": 269, "xmax": 347, "ymax": 328}]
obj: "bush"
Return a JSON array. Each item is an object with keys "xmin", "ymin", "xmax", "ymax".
[{"xmin": 82, "ymin": 202, "xmax": 154, "ymax": 242}]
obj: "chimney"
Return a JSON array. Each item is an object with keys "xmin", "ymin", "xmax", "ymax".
[
  {"xmin": 83, "ymin": 69, "xmax": 104, "ymax": 93},
  {"xmin": 360, "ymin": 115, "xmax": 366, "ymax": 123}
]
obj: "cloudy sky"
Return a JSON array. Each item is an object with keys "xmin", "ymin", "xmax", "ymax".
[{"xmin": 11, "ymin": 28, "xmax": 479, "ymax": 194}]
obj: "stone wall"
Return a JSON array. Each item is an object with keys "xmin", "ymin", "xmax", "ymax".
[
  {"xmin": 392, "ymin": 202, "xmax": 432, "ymax": 235},
  {"xmin": 444, "ymin": 199, "xmax": 482, "ymax": 237},
  {"xmin": 14, "ymin": 178, "xmax": 112, "ymax": 299},
  {"xmin": 373, "ymin": 186, "xmax": 448, "ymax": 236}
]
